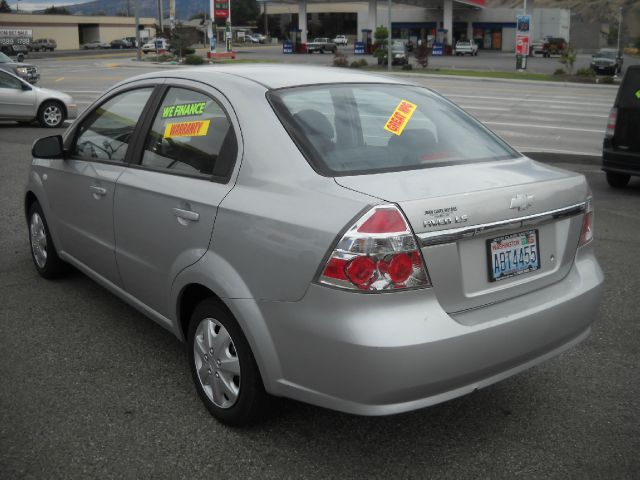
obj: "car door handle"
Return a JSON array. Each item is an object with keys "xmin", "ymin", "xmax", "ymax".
[
  {"xmin": 89, "ymin": 185, "xmax": 107, "ymax": 196},
  {"xmin": 173, "ymin": 207, "xmax": 200, "ymax": 222}
]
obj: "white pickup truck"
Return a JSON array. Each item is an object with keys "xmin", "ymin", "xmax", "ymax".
[
  {"xmin": 454, "ymin": 40, "xmax": 479, "ymax": 56},
  {"xmin": 306, "ymin": 38, "xmax": 337, "ymax": 54},
  {"xmin": 333, "ymin": 35, "xmax": 348, "ymax": 46}
]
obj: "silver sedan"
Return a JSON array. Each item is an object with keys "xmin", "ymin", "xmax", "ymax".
[
  {"xmin": 24, "ymin": 65, "xmax": 604, "ymax": 425},
  {"xmin": 0, "ymin": 69, "xmax": 76, "ymax": 127}
]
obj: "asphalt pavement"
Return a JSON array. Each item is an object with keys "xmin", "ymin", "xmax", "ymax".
[{"xmin": 1, "ymin": 58, "xmax": 639, "ymax": 479}]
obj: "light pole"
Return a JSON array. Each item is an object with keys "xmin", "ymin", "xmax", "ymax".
[
  {"xmin": 616, "ymin": 6, "xmax": 622, "ymax": 54},
  {"xmin": 387, "ymin": 0, "xmax": 391, "ymax": 71}
]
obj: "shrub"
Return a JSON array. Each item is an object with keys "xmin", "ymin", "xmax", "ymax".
[
  {"xmin": 402, "ymin": 63, "xmax": 413, "ymax": 70},
  {"xmin": 184, "ymin": 54, "xmax": 204, "ymax": 65},
  {"xmin": 576, "ymin": 67, "xmax": 595, "ymax": 77},
  {"xmin": 350, "ymin": 59, "xmax": 368, "ymax": 68},
  {"xmin": 157, "ymin": 53, "xmax": 174, "ymax": 62},
  {"xmin": 553, "ymin": 68, "xmax": 566, "ymax": 76},
  {"xmin": 558, "ymin": 45, "xmax": 577, "ymax": 75},
  {"xmin": 183, "ymin": 47, "xmax": 196, "ymax": 55},
  {"xmin": 333, "ymin": 52, "xmax": 349, "ymax": 67}
]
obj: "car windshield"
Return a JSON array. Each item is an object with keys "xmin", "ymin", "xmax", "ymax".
[
  {"xmin": 597, "ymin": 50, "xmax": 617, "ymax": 59},
  {"xmin": 0, "ymin": 52, "xmax": 12, "ymax": 63},
  {"xmin": 457, "ymin": 41, "xmax": 470, "ymax": 46},
  {"xmin": 268, "ymin": 84, "xmax": 518, "ymax": 176}
]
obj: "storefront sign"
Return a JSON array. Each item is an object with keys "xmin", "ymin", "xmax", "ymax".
[
  {"xmin": 515, "ymin": 35, "xmax": 529, "ymax": 56},
  {"xmin": 213, "ymin": 0, "xmax": 229, "ymax": 20}
]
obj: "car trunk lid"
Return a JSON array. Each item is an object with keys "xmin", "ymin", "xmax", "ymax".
[{"xmin": 335, "ymin": 156, "xmax": 589, "ymax": 313}]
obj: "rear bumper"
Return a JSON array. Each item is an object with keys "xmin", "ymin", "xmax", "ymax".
[
  {"xmin": 232, "ymin": 245, "xmax": 603, "ymax": 416},
  {"xmin": 603, "ymin": 145, "xmax": 640, "ymax": 176}
]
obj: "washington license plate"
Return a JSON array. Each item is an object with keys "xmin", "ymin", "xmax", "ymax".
[{"xmin": 487, "ymin": 230, "xmax": 540, "ymax": 282}]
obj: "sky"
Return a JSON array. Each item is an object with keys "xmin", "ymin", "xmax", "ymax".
[{"xmin": 12, "ymin": 0, "xmax": 94, "ymax": 11}]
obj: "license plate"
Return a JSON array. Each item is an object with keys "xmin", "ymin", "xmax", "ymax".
[{"xmin": 487, "ymin": 229, "xmax": 540, "ymax": 282}]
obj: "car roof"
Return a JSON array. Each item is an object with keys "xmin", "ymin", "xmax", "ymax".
[{"xmin": 125, "ymin": 65, "xmax": 407, "ymax": 90}]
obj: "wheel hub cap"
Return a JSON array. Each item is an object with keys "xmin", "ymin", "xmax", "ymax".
[
  {"xmin": 43, "ymin": 106, "xmax": 62, "ymax": 126},
  {"xmin": 29, "ymin": 212, "xmax": 47, "ymax": 268},
  {"xmin": 193, "ymin": 318, "xmax": 240, "ymax": 408}
]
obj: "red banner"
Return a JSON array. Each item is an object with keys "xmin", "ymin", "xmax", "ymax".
[
  {"xmin": 213, "ymin": 0, "xmax": 229, "ymax": 19},
  {"xmin": 516, "ymin": 35, "xmax": 529, "ymax": 55}
]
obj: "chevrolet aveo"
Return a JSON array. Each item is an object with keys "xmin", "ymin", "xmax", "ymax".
[{"xmin": 25, "ymin": 66, "xmax": 604, "ymax": 425}]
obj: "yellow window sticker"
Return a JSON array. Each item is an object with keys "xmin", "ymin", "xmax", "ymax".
[
  {"xmin": 163, "ymin": 120, "xmax": 211, "ymax": 138},
  {"xmin": 384, "ymin": 99, "xmax": 417, "ymax": 136},
  {"xmin": 161, "ymin": 101, "xmax": 207, "ymax": 119}
]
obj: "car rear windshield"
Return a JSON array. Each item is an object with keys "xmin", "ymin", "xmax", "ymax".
[{"xmin": 267, "ymin": 83, "xmax": 518, "ymax": 176}]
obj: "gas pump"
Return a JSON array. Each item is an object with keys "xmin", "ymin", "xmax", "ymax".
[{"xmin": 290, "ymin": 28, "xmax": 301, "ymax": 53}]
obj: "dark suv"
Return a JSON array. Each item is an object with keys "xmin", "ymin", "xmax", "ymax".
[{"xmin": 602, "ymin": 65, "xmax": 640, "ymax": 188}]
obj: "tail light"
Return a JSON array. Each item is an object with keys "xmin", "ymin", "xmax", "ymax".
[
  {"xmin": 318, "ymin": 205, "xmax": 431, "ymax": 292},
  {"xmin": 605, "ymin": 108, "xmax": 617, "ymax": 138},
  {"xmin": 579, "ymin": 196, "xmax": 594, "ymax": 247}
]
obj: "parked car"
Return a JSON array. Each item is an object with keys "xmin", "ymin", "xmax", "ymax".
[
  {"xmin": 0, "ymin": 69, "xmax": 76, "ymax": 127},
  {"xmin": 533, "ymin": 37, "xmax": 567, "ymax": 57},
  {"xmin": 377, "ymin": 40, "xmax": 409, "ymax": 65},
  {"xmin": 123, "ymin": 36, "xmax": 143, "ymax": 48},
  {"xmin": 454, "ymin": 40, "xmax": 478, "ymax": 56},
  {"xmin": 82, "ymin": 40, "xmax": 110, "ymax": 50},
  {"xmin": 141, "ymin": 39, "xmax": 169, "ymax": 53},
  {"xmin": 29, "ymin": 38, "xmax": 57, "ymax": 52},
  {"xmin": 333, "ymin": 35, "xmax": 348, "ymax": 46},
  {"xmin": 590, "ymin": 48, "xmax": 623, "ymax": 76},
  {"xmin": 306, "ymin": 38, "xmax": 337, "ymax": 53},
  {"xmin": 25, "ymin": 65, "xmax": 603, "ymax": 426},
  {"xmin": 602, "ymin": 65, "xmax": 640, "ymax": 188},
  {"xmin": 244, "ymin": 34, "xmax": 262, "ymax": 44},
  {"xmin": 0, "ymin": 51, "xmax": 39, "ymax": 84},
  {"xmin": 110, "ymin": 39, "xmax": 133, "ymax": 49},
  {"xmin": 0, "ymin": 43, "xmax": 28, "ymax": 57}
]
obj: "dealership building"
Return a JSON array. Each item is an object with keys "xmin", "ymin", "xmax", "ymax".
[{"xmin": 0, "ymin": 13, "xmax": 156, "ymax": 50}]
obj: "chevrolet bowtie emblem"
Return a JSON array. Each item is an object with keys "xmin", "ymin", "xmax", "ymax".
[{"xmin": 510, "ymin": 193, "xmax": 535, "ymax": 211}]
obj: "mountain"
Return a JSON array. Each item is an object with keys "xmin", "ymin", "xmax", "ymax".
[{"xmin": 60, "ymin": 0, "xmax": 204, "ymax": 19}]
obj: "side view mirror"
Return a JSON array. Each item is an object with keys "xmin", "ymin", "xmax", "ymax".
[
  {"xmin": 32, "ymin": 135, "xmax": 65, "ymax": 159},
  {"xmin": 22, "ymin": 81, "xmax": 32, "ymax": 91}
]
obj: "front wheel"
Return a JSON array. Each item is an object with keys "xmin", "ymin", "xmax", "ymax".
[
  {"xmin": 28, "ymin": 202, "xmax": 69, "ymax": 279},
  {"xmin": 188, "ymin": 299, "xmax": 268, "ymax": 426},
  {"xmin": 606, "ymin": 172, "xmax": 630, "ymax": 189},
  {"xmin": 38, "ymin": 101, "xmax": 65, "ymax": 128}
]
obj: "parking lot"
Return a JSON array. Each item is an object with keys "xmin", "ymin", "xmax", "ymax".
[{"xmin": 1, "ymin": 54, "xmax": 639, "ymax": 478}]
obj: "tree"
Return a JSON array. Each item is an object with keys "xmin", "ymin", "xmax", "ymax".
[
  {"xmin": 230, "ymin": 0, "xmax": 259, "ymax": 25},
  {"xmin": 373, "ymin": 25, "xmax": 388, "ymax": 61},
  {"xmin": 558, "ymin": 44, "xmax": 577, "ymax": 75},
  {"xmin": 44, "ymin": 5, "xmax": 71, "ymax": 14},
  {"xmin": 189, "ymin": 12, "xmax": 207, "ymax": 21},
  {"xmin": 0, "ymin": 0, "xmax": 12, "ymax": 13}
]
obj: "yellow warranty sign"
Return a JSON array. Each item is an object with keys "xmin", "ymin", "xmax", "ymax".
[
  {"xmin": 164, "ymin": 120, "xmax": 211, "ymax": 138},
  {"xmin": 384, "ymin": 100, "xmax": 417, "ymax": 136}
]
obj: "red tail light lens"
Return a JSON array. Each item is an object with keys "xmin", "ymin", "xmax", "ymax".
[
  {"xmin": 318, "ymin": 205, "xmax": 431, "ymax": 292},
  {"xmin": 579, "ymin": 197, "xmax": 594, "ymax": 247},
  {"xmin": 605, "ymin": 108, "xmax": 617, "ymax": 138}
]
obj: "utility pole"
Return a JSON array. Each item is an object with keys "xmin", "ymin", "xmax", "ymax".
[
  {"xmin": 387, "ymin": 0, "xmax": 391, "ymax": 71},
  {"xmin": 134, "ymin": 0, "xmax": 141, "ymax": 60},
  {"xmin": 616, "ymin": 6, "xmax": 622, "ymax": 54}
]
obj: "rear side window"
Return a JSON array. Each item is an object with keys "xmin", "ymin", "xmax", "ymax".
[
  {"xmin": 617, "ymin": 68, "xmax": 640, "ymax": 109},
  {"xmin": 140, "ymin": 87, "xmax": 237, "ymax": 179},
  {"xmin": 72, "ymin": 87, "xmax": 153, "ymax": 163},
  {"xmin": 268, "ymin": 84, "xmax": 517, "ymax": 176}
]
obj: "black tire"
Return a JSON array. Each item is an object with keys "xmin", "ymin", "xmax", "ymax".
[
  {"xmin": 606, "ymin": 172, "xmax": 630, "ymax": 189},
  {"xmin": 37, "ymin": 100, "xmax": 65, "ymax": 128},
  {"xmin": 27, "ymin": 202, "xmax": 69, "ymax": 279},
  {"xmin": 188, "ymin": 298, "xmax": 268, "ymax": 426}
]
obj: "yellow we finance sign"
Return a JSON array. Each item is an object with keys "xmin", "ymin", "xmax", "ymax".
[
  {"xmin": 164, "ymin": 120, "xmax": 211, "ymax": 138},
  {"xmin": 384, "ymin": 99, "xmax": 417, "ymax": 136}
]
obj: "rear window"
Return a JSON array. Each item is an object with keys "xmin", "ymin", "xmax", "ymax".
[
  {"xmin": 617, "ymin": 67, "xmax": 640, "ymax": 109},
  {"xmin": 267, "ymin": 84, "xmax": 518, "ymax": 176}
]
